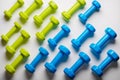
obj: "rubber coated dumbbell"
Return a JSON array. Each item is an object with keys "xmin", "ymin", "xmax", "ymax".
[
  {"xmin": 90, "ymin": 27, "xmax": 117, "ymax": 56},
  {"xmin": 64, "ymin": 52, "xmax": 90, "ymax": 79},
  {"xmin": 48, "ymin": 24, "xmax": 70, "ymax": 49},
  {"xmin": 19, "ymin": 0, "xmax": 43, "ymax": 22},
  {"xmin": 71, "ymin": 24, "xmax": 95, "ymax": 50},
  {"xmin": 34, "ymin": 1, "xmax": 58, "ymax": 25},
  {"xmin": 6, "ymin": 30, "xmax": 30, "ymax": 55},
  {"xmin": 91, "ymin": 50, "xmax": 119, "ymax": 77},
  {"xmin": 1, "ymin": 22, "xmax": 21, "ymax": 44},
  {"xmin": 25, "ymin": 47, "xmax": 49, "ymax": 73},
  {"xmin": 44, "ymin": 45, "xmax": 70, "ymax": 73},
  {"xmin": 36, "ymin": 16, "xmax": 59, "ymax": 41},
  {"xmin": 5, "ymin": 48, "xmax": 30, "ymax": 74},
  {"xmin": 62, "ymin": 0, "xmax": 86, "ymax": 22},
  {"xmin": 79, "ymin": 0, "xmax": 101, "ymax": 24},
  {"xmin": 4, "ymin": 0, "xmax": 24, "ymax": 19}
]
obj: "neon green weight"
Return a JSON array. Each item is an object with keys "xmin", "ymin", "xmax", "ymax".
[
  {"xmin": 1, "ymin": 22, "xmax": 21, "ymax": 44},
  {"xmin": 5, "ymin": 48, "xmax": 30, "ymax": 74},
  {"xmin": 34, "ymin": 1, "xmax": 58, "ymax": 25},
  {"xmin": 62, "ymin": 0, "xmax": 86, "ymax": 22},
  {"xmin": 19, "ymin": 0, "xmax": 43, "ymax": 21},
  {"xmin": 4, "ymin": 0, "xmax": 24, "ymax": 19},
  {"xmin": 36, "ymin": 16, "xmax": 59, "ymax": 41},
  {"xmin": 6, "ymin": 30, "xmax": 30, "ymax": 55}
]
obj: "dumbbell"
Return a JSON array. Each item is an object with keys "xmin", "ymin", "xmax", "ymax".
[
  {"xmin": 1, "ymin": 22, "xmax": 21, "ymax": 44},
  {"xmin": 90, "ymin": 27, "xmax": 117, "ymax": 56},
  {"xmin": 25, "ymin": 47, "xmax": 49, "ymax": 73},
  {"xmin": 19, "ymin": 0, "xmax": 43, "ymax": 21},
  {"xmin": 48, "ymin": 24, "xmax": 70, "ymax": 49},
  {"xmin": 91, "ymin": 50, "xmax": 119, "ymax": 76},
  {"xmin": 71, "ymin": 24, "xmax": 95, "ymax": 50},
  {"xmin": 44, "ymin": 45, "xmax": 70, "ymax": 73},
  {"xmin": 5, "ymin": 48, "xmax": 30, "ymax": 74},
  {"xmin": 64, "ymin": 52, "xmax": 90, "ymax": 79},
  {"xmin": 6, "ymin": 30, "xmax": 30, "ymax": 55},
  {"xmin": 34, "ymin": 1, "xmax": 58, "ymax": 25},
  {"xmin": 36, "ymin": 16, "xmax": 59, "ymax": 41},
  {"xmin": 62, "ymin": 0, "xmax": 86, "ymax": 22},
  {"xmin": 78, "ymin": 0, "xmax": 101, "ymax": 24},
  {"xmin": 4, "ymin": 0, "xmax": 24, "ymax": 19}
]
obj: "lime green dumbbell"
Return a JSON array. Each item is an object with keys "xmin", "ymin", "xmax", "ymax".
[
  {"xmin": 19, "ymin": 0, "xmax": 43, "ymax": 22},
  {"xmin": 5, "ymin": 48, "xmax": 30, "ymax": 74},
  {"xmin": 36, "ymin": 16, "xmax": 59, "ymax": 41},
  {"xmin": 62, "ymin": 0, "xmax": 86, "ymax": 22},
  {"xmin": 34, "ymin": 1, "xmax": 58, "ymax": 25},
  {"xmin": 1, "ymin": 22, "xmax": 21, "ymax": 44},
  {"xmin": 6, "ymin": 30, "xmax": 30, "ymax": 55},
  {"xmin": 4, "ymin": 0, "xmax": 24, "ymax": 19}
]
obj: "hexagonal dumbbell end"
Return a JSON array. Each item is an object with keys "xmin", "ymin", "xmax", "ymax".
[
  {"xmin": 6, "ymin": 30, "xmax": 30, "ymax": 55},
  {"xmin": 90, "ymin": 28, "xmax": 117, "ymax": 57},
  {"xmin": 91, "ymin": 50, "xmax": 119, "ymax": 77},
  {"xmin": 4, "ymin": 0, "xmax": 24, "ymax": 19},
  {"xmin": 5, "ymin": 48, "xmax": 30, "ymax": 74},
  {"xmin": 36, "ymin": 16, "xmax": 59, "ymax": 41},
  {"xmin": 44, "ymin": 45, "xmax": 70, "ymax": 73},
  {"xmin": 64, "ymin": 52, "xmax": 90, "ymax": 79},
  {"xmin": 25, "ymin": 47, "xmax": 49, "ymax": 73},
  {"xmin": 48, "ymin": 24, "xmax": 70, "ymax": 49}
]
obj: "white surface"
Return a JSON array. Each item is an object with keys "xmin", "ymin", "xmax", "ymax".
[{"xmin": 0, "ymin": 0, "xmax": 120, "ymax": 80}]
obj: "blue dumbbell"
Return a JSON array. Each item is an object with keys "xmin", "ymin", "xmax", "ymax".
[
  {"xmin": 64, "ymin": 52, "xmax": 90, "ymax": 79},
  {"xmin": 25, "ymin": 47, "xmax": 49, "ymax": 73},
  {"xmin": 48, "ymin": 24, "xmax": 70, "ymax": 49},
  {"xmin": 71, "ymin": 24, "xmax": 95, "ymax": 50},
  {"xmin": 91, "ymin": 50, "xmax": 119, "ymax": 77},
  {"xmin": 90, "ymin": 27, "xmax": 117, "ymax": 56},
  {"xmin": 44, "ymin": 45, "xmax": 70, "ymax": 73},
  {"xmin": 78, "ymin": 0, "xmax": 101, "ymax": 24}
]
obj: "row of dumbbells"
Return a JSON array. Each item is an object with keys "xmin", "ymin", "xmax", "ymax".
[{"xmin": 5, "ymin": 45, "xmax": 119, "ymax": 79}]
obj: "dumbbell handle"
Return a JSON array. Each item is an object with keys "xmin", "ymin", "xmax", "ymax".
[
  {"xmin": 99, "ymin": 57, "xmax": 112, "ymax": 70},
  {"xmin": 70, "ymin": 59, "xmax": 83, "ymax": 73}
]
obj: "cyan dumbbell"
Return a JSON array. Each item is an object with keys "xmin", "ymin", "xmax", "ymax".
[
  {"xmin": 64, "ymin": 52, "xmax": 90, "ymax": 79},
  {"xmin": 71, "ymin": 24, "xmax": 95, "ymax": 50},
  {"xmin": 91, "ymin": 50, "xmax": 119, "ymax": 77},
  {"xmin": 90, "ymin": 27, "xmax": 117, "ymax": 56},
  {"xmin": 48, "ymin": 24, "xmax": 70, "ymax": 49},
  {"xmin": 25, "ymin": 47, "xmax": 49, "ymax": 73},
  {"xmin": 44, "ymin": 45, "xmax": 70, "ymax": 73},
  {"xmin": 78, "ymin": 0, "xmax": 101, "ymax": 24}
]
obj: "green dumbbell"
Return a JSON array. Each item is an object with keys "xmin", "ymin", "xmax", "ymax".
[
  {"xmin": 4, "ymin": 0, "xmax": 24, "ymax": 19},
  {"xmin": 62, "ymin": 0, "xmax": 86, "ymax": 22},
  {"xmin": 6, "ymin": 30, "xmax": 30, "ymax": 55},
  {"xmin": 5, "ymin": 48, "xmax": 30, "ymax": 74},
  {"xmin": 34, "ymin": 1, "xmax": 58, "ymax": 25},
  {"xmin": 36, "ymin": 16, "xmax": 59, "ymax": 41},
  {"xmin": 19, "ymin": 0, "xmax": 43, "ymax": 22},
  {"xmin": 1, "ymin": 22, "xmax": 21, "ymax": 44}
]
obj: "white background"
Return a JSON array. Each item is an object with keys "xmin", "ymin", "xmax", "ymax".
[{"xmin": 0, "ymin": 0, "xmax": 120, "ymax": 80}]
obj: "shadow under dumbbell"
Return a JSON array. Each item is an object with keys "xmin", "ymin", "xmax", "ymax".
[
  {"xmin": 5, "ymin": 52, "xmax": 14, "ymax": 60},
  {"xmin": 25, "ymin": 70, "xmax": 33, "ymax": 79},
  {"xmin": 4, "ymin": 71, "xmax": 13, "ymax": 80},
  {"xmin": 45, "ymin": 69, "xmax": 54, "ymax": 80}
]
